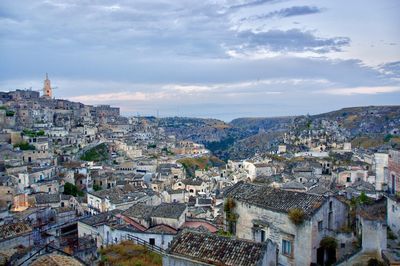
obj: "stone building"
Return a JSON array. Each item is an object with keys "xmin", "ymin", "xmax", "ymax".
[
  {"xmin": 87, "ymin": 184, "xmax": 160, "ymax": 214},
  {"xmin": 388, "ymin": 149, "xmax": 400, "ymax": 194},
  {"xmin": 225, "ymin": 182, "xmax": 348, "ymax": 265},
  {"xmin": 387, "ymin": 149, "xmax": 400, "ymax": 238},
  {"xmin": 373, "ymin": 152, "xmax": 388, "ymax": 191}
]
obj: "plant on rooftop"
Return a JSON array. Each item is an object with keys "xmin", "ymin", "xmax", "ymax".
[
  {"xmin": 13, "ymin": 141, "xmax": 35, "ymax": 150},
  {"xmin": 357, "ymin": 192, "xmax": 373, "ymax": 205},
  {"xmin": 217, "ymin": 229, "xmax": 233, "ymax": 237},
  {"xmin": 288, "ymin": 208, "xmax": 305, "ymax": 226},
  {"xmin": 22, "ymin": 129, "xmax": 45, "ymax": 137},
  {"xmin": 224, "ymin": 196, "xmax": 238, "ymax": 234}
]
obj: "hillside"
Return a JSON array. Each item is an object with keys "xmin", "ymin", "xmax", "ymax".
[{"xmin": 161, "ymin": 105, "xmax": 400, "ymax": 160}]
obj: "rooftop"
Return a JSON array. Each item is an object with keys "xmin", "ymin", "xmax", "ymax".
[
  {"xmin": 226, "ymin": 182, "xmax": 325, "ymax": 217},
  {"xmin": 89, "ymin": 184, "xmax": 155, "ymax": 204},
  {"xmin": 80, "ymin": 210, "xmax": 121, "ymax": 227},
  {"xmin": 34, "ymin": 193, "xmax": 60, "ymax": 205},
  {"xmin": 123, "ymin": 202, "xmax": 187, "ymax": 221},
  {"xmin": 151, "ymin": 203, "xmax": 187, "ymax": 219},
  {"xmin": 30, "ymin": 253, "xmax": 83, "ymax": 266},
  {"xmin": 0, "ymin": 222, "xmax": 32, "ymax": 240},
  {"xmin": 167, "ymin": 230, "xmax": 268, "ymax": 266}
]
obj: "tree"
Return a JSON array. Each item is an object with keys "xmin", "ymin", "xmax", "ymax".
[
  {"xmin": 93, "ymin": 184, "xmax": 102, "ymax": 191},
  {"xmin": 63, "ymin": 182, "xmax": 83, "ymax": 197}
]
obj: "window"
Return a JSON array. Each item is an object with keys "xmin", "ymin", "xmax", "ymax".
[
  {"xmin": 346, "ymin": 177, "xmax": 351, "ymax": 182},
  {"xmin": 282, "ymin": 240, "xmax": 292, "ymax": 256},
  {"xmin": 318, "ymin": 221, "xmax": 323, "ymax": 232},
  {"xmin": 329, "ymin": 201, "xmax": 333, "ymax": 211},
  {"xmin": 341, "ymin": 243, "xmax": 345, "ymax": 248},
  {"xmin": 261, "ymin": 230, "xmax": 265, "ymax": 242},
  {"xmin": 393, "ymin": 205, "xmax": 396, "ymax": 213},
  {"xmin": 149, "ymin": 238, "xmax": 155, "ymax": 245}
]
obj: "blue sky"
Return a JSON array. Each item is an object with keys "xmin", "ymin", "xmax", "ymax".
[{"xmin": 0, "ymin": 0, "xmax": 399, "ymax": 121}]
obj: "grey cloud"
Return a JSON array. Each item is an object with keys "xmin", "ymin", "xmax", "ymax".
[
  {"xmin": 244, "ymin": 6, "xmax": 322, "ymax": 21},
  {"xmin": 380, "ymin": 61, "xmax": 400, "ymax": 78},
  {"xmin": 229, "ymin": 0, "xmax": 277, "ymax": 10},
  {"xmin": 236, "ymin": 29, "xmax": 350, "ymax": 53}
]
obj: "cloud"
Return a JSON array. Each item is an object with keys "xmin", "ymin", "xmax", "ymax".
[
  {"xmin": 229, "ymin": 0, "xmax": 276, "ymax": 10},
  {"xmin": 0, "ymin": 0, "xmax": 399, "ymax": 120},
  {"xmin": 317, "ymin": 86, "xmax": 400, "ymax": 95},
  {"xmin": 379, "ymin": 61, "xmax": 400, "ymax": 78},
  {"xmin": 69, "ymin": 91, "xmax": 169, "ymax": 103},
  {"xmin": 229, "ymin": 29, "xmax": 350, "ymax": 57},
  {"xmin": 243, "ymin": 6, "xmax": 322, "ymax": 21}
]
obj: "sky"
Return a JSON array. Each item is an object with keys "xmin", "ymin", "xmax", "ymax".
[{"xmin": 0, "ymin": 0, "xmax": 399, "ymax": 121}]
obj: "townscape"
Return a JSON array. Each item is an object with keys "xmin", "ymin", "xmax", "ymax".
[{"xmin": 0, "ymin": 75, "xmax": 399, "ymax": 266}]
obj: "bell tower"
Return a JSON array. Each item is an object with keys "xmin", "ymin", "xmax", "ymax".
[{"xmin": 43, "ymin": 73, "xmax": 52, "ymax": 98}]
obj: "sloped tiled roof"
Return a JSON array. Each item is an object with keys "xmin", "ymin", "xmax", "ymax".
[
  {"xmin": 123, "ymin": 202, "xmax": 187, "ymax": 221},
  {"xmin": 146, "ymin": 224, "xmax": 178, "ymax": 234},
  {"xmin": 226, "ymin": 182, "xmax": 325, "ymax": 217},
  {"xmin": 80, "ymin": 210, "xmax": 121, "ymax": 226},
  {"xmin": 34, "ymin": 193, "xmax": 60, "ymax": 205},
  {"xmin": 123, "ymin": 203, "xmax": 154, "ymax": 220},
  {"xmin": 31, "ymin": 253, "xmax": 83, "ymax": 266},
  {"xmin": 308, "ymin": 185, "xmax": 331, "ymax": 195},
  {"xmin": 89, "ymin": 184, "xmax": 155, "ymax": 204},
  {"xmin": 151, "ymin": 203, "xmax": 187, "ymax": 219},
  {"xmin": 281, "ymin": 181, "xmax": 306, "ymax": 190},
  {"xmin": 0, "ymin": 222, "xmax": 32, "ymax": 240},
  {"xmin": 167, "ymin": 230, "xmax": 267, "ymax": 266}
]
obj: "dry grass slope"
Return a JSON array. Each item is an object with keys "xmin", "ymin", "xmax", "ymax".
[{"xmin": 99, "ymin": 241, "xmax": 162, "ymax": 266}]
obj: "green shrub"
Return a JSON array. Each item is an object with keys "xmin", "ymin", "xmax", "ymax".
[
  {"xmin": 64, "ymin": 182, "xmax": 84, "ymax": 197},
  {"xmin": 80, "ymin": 143, "xmax": 109, "ymax": 161},
  {"xmin": 93, "ymin": 184, "xmax": 102, "ymax": 191},
  {"xmin": 288, "ymin": 208, "xmax": 305, "ymax": 225},
  {"xmin": 5, "ymin": 110, "xmax": 15, "ymax": 117},
  {"xmin": 14, "ymin": 142, "xmax": 35, "ymax": 150},
  {"xmin": 320, "ymin": 236, "xmax": 338, "ymax": 249}
]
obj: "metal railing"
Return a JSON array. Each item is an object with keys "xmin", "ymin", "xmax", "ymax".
[{"xmin": 125, "ymin": 234, "xmax": 165, "ymax": 255}]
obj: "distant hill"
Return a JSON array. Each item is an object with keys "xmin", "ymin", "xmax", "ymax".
[
  {"xmin": 230, "ymin": 116, "xmax": 296, "ymax": 134},
  {"xmin": 161, "ymin": 105, "xmax": 400, "ymax": 160}
]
